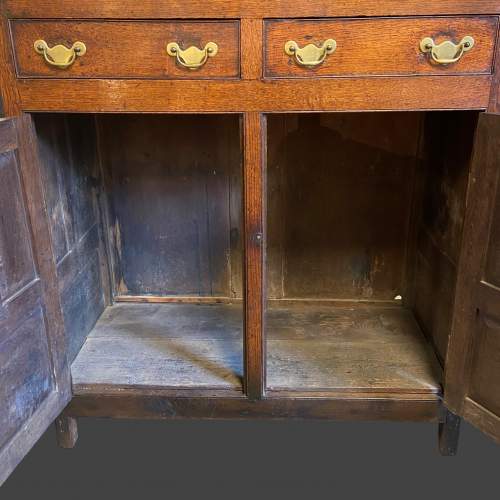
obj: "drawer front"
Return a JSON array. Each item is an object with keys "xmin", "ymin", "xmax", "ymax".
[
  {"xmin": 11, "ymin": 20, "xmax": 240, "ymax": 79},
  {"xmin": 265, "ymin": 17, "xmax": 498, "ymax": 78}
]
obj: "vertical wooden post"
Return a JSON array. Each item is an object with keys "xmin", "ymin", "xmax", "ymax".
[
  {"xmin": 55, "ymin": 414, "xmax": 78, "ymax": 449},
  {"xmin": 241, "ymin": 19, "xmax": 263, "ymax": 81},
  {"xmin": 0, "ymin": 16, "xmax": 21, "ymax": 116},
  {"xmin": 439, "ymin": 409, "xmax": 461, "ymax": 456},
  {"xmin": 243, "ymin": 112, "xmax": 266, "ymax": 400}
]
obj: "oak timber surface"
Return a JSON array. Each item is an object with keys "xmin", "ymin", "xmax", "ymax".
[
  {"xmin": 266, "ymin": 303, "xmax": 442, "ymax": 393},
  {"xmin": 71, "ymin": 303, "xmax": 244, "ymax": 390},
  {"xmin": 265, "ymin": 17, "xmax": 497, "ymax": 78},
  {"xmin": 71, "ymin": 302, "xmax": 441, "ymax": 395},
  {"xmin": 5, "ymin": 0, "xmax": 500, "ymax": 18},
  {"xmin": 11, "ymin": 20, "xmax": 240, "ymax": 79}
]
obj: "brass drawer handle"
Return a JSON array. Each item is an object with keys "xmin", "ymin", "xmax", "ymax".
[
  {"xmin": 284, "ymin": 39, "xmax": 337, "ymax": 68},
  {"xmin": 420, "ymin": 36, "xmax": 475, "ymax": 65},
  {"xmin": 166, "ymin": 41, "xmax": 218, "ymax": 70},
  {"xmin": 34, "ymin": 40, "xmax": 86, "ymax": 69}
]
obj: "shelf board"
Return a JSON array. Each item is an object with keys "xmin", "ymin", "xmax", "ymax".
[
  {"xmin": 266, "ymin": 303, "xmax": 442, "ymax": 394},
  {"xmin": 71, "ymin": 302, "xmax": 244, "ymax": 392},
  {"xmin": 71, "ymin": 301, "xmax": 441, "ymax": 396}
]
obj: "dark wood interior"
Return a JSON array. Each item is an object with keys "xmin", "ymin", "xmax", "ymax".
[
  {"xmin": 31, "ymin": 111, "xmax": 478, "ymax": 394},
  {"xmin": 265, "ymin": 111, "xmax": 479, "ymax": 391}
]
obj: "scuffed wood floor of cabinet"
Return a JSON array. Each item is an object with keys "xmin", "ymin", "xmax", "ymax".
[{"xmin": 71, "ymin": 302, "xmax": 441, "ymax": 395}]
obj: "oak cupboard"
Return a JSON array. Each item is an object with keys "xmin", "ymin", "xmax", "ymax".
[{"xmin": 1, "ymin": 0, "xmax": 500, "ymax": 485}]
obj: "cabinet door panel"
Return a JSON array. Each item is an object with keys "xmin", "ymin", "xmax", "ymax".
[
  {"xmin": 0, "ymin": 117, "xmax": 70, "ymax": 485},
  {"xmin": 445, "ymin": 112, "xmax": 500, "ymax": 443}
]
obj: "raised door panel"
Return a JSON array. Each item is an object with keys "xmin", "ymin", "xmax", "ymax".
[
  {"xmin": 0, "ymin": 116, "xmax": 70, "ymax": 485},
  {"xmin": 445, "ymin": 112, "xmax": 500, "ymax": 443}
]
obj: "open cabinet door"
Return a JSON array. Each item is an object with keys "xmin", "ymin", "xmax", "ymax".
[
  {"xmin": 0, "ymin": 116, "xmax": 71, "ymax": 485},
  {"xmin": 445, "ymin": 112, "xmax": 500, "ymax": 444}
]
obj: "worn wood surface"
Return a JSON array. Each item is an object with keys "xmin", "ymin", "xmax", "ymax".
[
  {"xmin": 15, "ymin": 76, "xmax": 492, "ymax": 113},
  {"xmin": 243, "ymin": 112, "xmax": 266, "ymax": 399},
  {"xmin": 462, "ymin": 398, "xmax": 500, "ymax": 444},
  {"xmin": 11, "ymin": 20, "xmax": 240, "ymax": 79},
  {"xmin": 68, "ymin": 391, "xmax": 441, "ymax": 421},
  {"xmin": 412, "ymin": 111, "xmax": 478, "ymax": 362},
  {"xmin": 72, "ymin": 303, "xmax": 243, "ymax": 391},
  {"xmin": 70, "ymin": 301, "xmax": 440, "ymax": 396},
  {"xmin": 266, "ymin": 113, "xmax": 421, "ymax": 300},
  {"xmin": 55, "ymin": 413, "xmax": 78, "ymax": 449},
  {"xmin": 0, "ymin": 116, "xmax": 70, "ymax": 486},
  {"xmin": 0, "ymin": 16, "xmax": 19, "ymax": 116},
  {"xmin": 34, "ymin": 114, "xmax": 108, "ymax": 362},
  {"xmin": 266, "ymin": 303, "xmax": 441, "ymax": 393},
  {"xmin": 439, "ymin": 409, "xmax": 461, "ymax": 455},
  {"xmin": 445, "ymin": 113, "xmax": 500, "ymax": 443},
  {"xmin": 4, "ymin": 0, "xmax": 500, "ymax": 18},
  {"xmin": 97, "ymin": 114, "xmax": 242, "ymax": 298},
  {"xmin": 489, "ymin": 22, "xmax": 500, "ymax": 112},
  {"xmin": 265, "ymin": 17, "xmax": 497, "ymax": 78}
]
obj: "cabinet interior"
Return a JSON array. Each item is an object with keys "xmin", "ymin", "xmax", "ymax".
[{"xmin": 32, "ymin": 110, "xmax": 479, "ymax": 395}]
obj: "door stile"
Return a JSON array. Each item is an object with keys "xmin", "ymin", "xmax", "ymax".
[
  {"xmin": 0, "ymin": 114, "xmax": 71, "ymax": 485},
  {"xmin": 444, "ymin": 113, "xmax": 500, "ymax": 444},
  {"xmin": 243, "ymin": 112, "xmax": 266, "ymax": 400},
  {"xmin": 15, "ymin": 114, "xmax": 71, "ymax": 395}
]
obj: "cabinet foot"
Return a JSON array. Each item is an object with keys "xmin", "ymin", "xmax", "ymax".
[
  {"xmin": 438, "ymin": 409, "xmax": 461, "ymax": 456},
  {"xmin": 55, "ymin": 414, "xmax": 78, "ymax": 449}
]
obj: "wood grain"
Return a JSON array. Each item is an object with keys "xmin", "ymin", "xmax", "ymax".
[
  {"xmin": 412, "ymin": 111, "xmax": 478, "ymax": 362},
  {"xmin": 67, "ymin": 391, "xmax": 441, "ymax": 422},
  {"xmin": 4, "ymin": 0, "xmax": 500, "ymax": 18},
  {"xmin": 445, "ymin": 113, "xmax": 500, "ymax": 429},
  {"xmin": 266, "ymin": 113, "xmax": 420, "ymax": 300},
  {"xmin": 265, "ymin": 17, "xmax": 498, "ymax": 78},
  {"xmin": 462, "ymin": 397, "xmax": 500, "ymax": 444},
  {"xmin": 266, "ymin": 303, "xmax": 442, "ymax": 393},
  {"xmin": 16, "ymin": 77, "xmax": 493, "ymax": 113},
  {"xmin": 489, "ymin": 21, "xmax": 500, "ymax": 111},
  {"xmin": 34, "ymin": 114, "xmax": 107, "ymax": 362},
  {"xmin": 241, "ymin": 18, "xmax": 263, "ymax": 80},
  {"xmin": 97, "ymin": 114, "xmax": 242, "ymax": 299},
  {"xmin": 0, "ymin": 118, "xmax": 16, "ymax": 153},
  {"xmin": 0, "ymin": 116, "xmax": 70, "ymax": 486},
  {"xmin": 71, "ymin": 302, "xmax": 243, "ymax": 391},
  {"xmin": 11, "ymin": 20, "xmax": 240, "ymax": 79},
  {"xmin": 70, "ymin": 302, "xmax": 441, "ymax": 396},
  {"xmin": 243, "ymin": 112, "xmax": 266, "ymax": 399},
  {"xmin": 0, "ymin": 16, "xmax": 20, "ymax": 115}
]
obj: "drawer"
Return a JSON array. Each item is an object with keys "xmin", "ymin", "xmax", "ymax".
[
  {"xmin": 264, "ymin": 17, "xmax": 498, "ymax": 78},
  {"xmin": 10, "ymin": 20, "xmax": 240, "ymax": 79}
]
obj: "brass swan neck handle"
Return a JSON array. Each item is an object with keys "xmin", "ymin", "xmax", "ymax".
[
  {"xmin": 166, "ymin": 41, "xmax": 219, "ymax": 70},
  {"xmin": 34, "ymin": 40, "xmax": 86, "ymax": 69},
  {"xmin": 420, "ymin": 36, "xmax": 475, "ymax": 65},
  {"xmin": 285, "ymin": 39, "xmax": 337, "ymax": 68}
]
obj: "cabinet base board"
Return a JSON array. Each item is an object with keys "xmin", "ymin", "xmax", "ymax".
[{"xmin": 67, "ymin": 390, "xmax": 442, "ymax": 422}]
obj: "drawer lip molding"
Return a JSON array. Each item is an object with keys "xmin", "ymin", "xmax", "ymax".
[
  {"xmin": 264, "ymin": 16, "xmax": 499, "ymax": 79},
  {"xmin": 10, "ymin": 19, "xmax": 241, "ymax": 80}
]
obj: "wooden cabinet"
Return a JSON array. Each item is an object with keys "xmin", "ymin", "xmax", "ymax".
[{"xmin": 1, "ymin": 0, "xmax": 500, "ymax": 486}]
